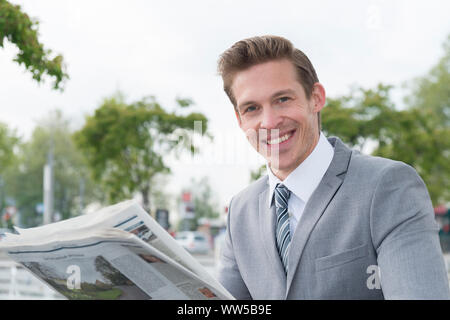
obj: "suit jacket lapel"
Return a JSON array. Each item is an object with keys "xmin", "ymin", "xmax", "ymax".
[
  {"xmin": 258, "ymin": 187, "xmax": 287, "ymax": 295},
  {"xmin": 285, "ymin": 137, "xmax": 352, "ymax": 296}
]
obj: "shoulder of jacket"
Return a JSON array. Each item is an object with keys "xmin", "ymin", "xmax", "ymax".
[
  {"xmin": 349, "ymin": 150, "xmax": 414, "ymax": 176},
  {"xmin": 229, "ymin": 175, "xmax": 268, "ymax": 207}
]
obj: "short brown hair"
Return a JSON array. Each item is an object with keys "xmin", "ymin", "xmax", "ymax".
[{"xmin": 217, "ymin": 35, "xmax": 319, "ymax": 109}]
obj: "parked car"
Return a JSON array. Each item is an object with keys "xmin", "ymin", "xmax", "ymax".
[{"xmin": 175, "ymin": 231, "xmax": 211, "ymax": 254}]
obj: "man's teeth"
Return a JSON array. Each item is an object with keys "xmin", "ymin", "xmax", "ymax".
[{"xmin": 267, "ymin": 132, "xmax": 292, "ymax": 145}]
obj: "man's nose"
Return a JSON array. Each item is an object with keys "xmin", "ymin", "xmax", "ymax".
[{"xmin": 260, "ymin": 106, "xmax": 281, "ymax": 129}]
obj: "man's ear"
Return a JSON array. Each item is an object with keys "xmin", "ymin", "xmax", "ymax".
[{"xmin": 311, "ymin": 83, "xmax": 326, "ymax": 113}]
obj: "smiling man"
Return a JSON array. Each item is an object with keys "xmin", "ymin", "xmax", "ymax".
[
  {"xmin": 232, "ymin": 58, "xmax": 325, "ymax": 181},
  {"xmin": 216, "ymin": 35, "xmax": 449, "ymax": 300}
]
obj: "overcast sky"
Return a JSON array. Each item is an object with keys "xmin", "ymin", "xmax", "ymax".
[{"xmin": 1, "ymin": 0, "xmax": 449, "ymax": 215}]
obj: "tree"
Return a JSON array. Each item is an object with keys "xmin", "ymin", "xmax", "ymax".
[
  {"xmin": 405, "ymin": 34, "xmax": 450, "ymax": 128},
  {"xmin": 373, "ymin": 108, "xmax": 449, "ymax": 205},
  {"xmin": 191, "ymin": 176, "xmax": 220, "ymax": 221},
  {"xmin": 321, "ymin": 35, "xmax": 450, "ymax": 205},
  {"xmin": 321, "ymin": 83, "xmax": 398, "ymax": 151},
  {"xmin": 0, "ymin": 122, "xmax": 19, "ymax": 171},
  {"xmin": 0, "ymin": 0, "xmax": 68, "ymax": 89},
  {"xmin": 0, "ymin": 122, "xmax": 19, "ymax": 227},
  {"xmin": 375, "ymin": 34, "xmax": 450, "ymax": 205},
  {"xmin": 322, "ymin": 84, "xmax": 448, "ymax": 205},
  {"xmin": 3, "ymin": 110, "xmax": 98, "ymax": 227},
  {"xmin": 74, "ymin": 93, "xmax": 209, "ymax": 213},
  {"xmin": 148, "ymin": 174, "xmax": 171, "ymax": 213},
  {"xmin": 179, "ymin": 176, "xmax": 220, "ymax": 231}
]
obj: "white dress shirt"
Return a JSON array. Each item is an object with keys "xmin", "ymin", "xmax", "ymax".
[{"xmin": 267, "ymin": 132, "xmax": 334, "ymax": 237}]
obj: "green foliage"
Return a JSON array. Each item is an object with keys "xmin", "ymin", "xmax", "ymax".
[
  {"xmin": 3, "ymin": 110, "xmax": 98, "ymax": 227},
  {"xmin": 0, "ymin": 122, "xmax": 19, "ymax": 221},
  {"xmin": 0, "ymin": 121, "xmax": 19, "ymax": 174},
  {"xmin": 191, "ymin": 176, "xmax": 220, "ymax": 221},
  {"xmin": 148, "ymin": 175, "xmax": 171, "ymax": 213},
  {"xmin": 375, "ymin": 35, "xmax": 450, "ymax": 205},
  {"xmin": 373, "ymin": 108, "xmax": 449, "ymax": 205},
  {"xmin": 405, "ymin": 34, "xmax": 450, "ymax": 128},
  {"xmin": 322, "ymin": 83, "xmax": 397, "ymax": 151},
  {"xmin": 322, "ymin": 35, "xmax": 450, "ymax": 205},
  {"xmin": 250, "ymin": 164, "xmax": 266, "ymax": 182},
  {"xmin": 0, "ymin": 0, "xmax": 68, "ymax": 90},
  {"xmin": 176, "ymin": 96, "xmax": 194, "ymax": 108},
  {"xmin": 74, "ymin": 93, "xmax": 209, "ymax": 212}
]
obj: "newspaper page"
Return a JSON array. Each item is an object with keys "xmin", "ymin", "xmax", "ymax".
[
  {"xmin": 2, "ymin": 229, "xmax": 229, "ymax": 300},
  {"xmin": 12, "ymin": 200, "xmax": 234, "ymax": 299}
]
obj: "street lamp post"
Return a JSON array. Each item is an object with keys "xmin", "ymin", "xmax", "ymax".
[{"xmin": 43, "ymin": 141, "xmax": 54, "ymax": 225}]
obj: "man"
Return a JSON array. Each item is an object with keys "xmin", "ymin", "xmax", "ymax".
[{"xmin": 216, "ymin": 35, "xmax": 450, "ymax": 299}]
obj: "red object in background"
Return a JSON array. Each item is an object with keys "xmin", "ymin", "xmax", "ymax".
[
  {"xmin": 435, "ymin": 205, "xmax": 448, "ymax": 215},
  {"xmin": 182, "ymin": 192, "xmax": 191, "ymax": 203},
  {"xmin": 443, "ymin": 225, "xmax": 450, "ymax": 233}
]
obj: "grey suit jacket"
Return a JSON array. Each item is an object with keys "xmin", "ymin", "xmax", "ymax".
[{"xmin": 217, "ymin": 136, "xmax": 450, "ymax": 299}]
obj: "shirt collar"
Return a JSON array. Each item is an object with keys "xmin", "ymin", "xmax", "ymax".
[{"xmin": 267, "ymin": 132, "xmax": 334, "ymax": 208}]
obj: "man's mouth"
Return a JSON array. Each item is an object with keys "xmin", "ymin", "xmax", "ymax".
[{"xmin": 265, "ymin": 129, "xmax": 296, "ymax": 145}]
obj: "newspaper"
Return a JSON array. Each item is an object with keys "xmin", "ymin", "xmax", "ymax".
[{"xmin": 0, "ymin": 200, "xmax": 234, "ymax": 300}]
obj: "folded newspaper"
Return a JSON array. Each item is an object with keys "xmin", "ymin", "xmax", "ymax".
[{"xmin": 0, "ymin": 200, "xmax": 234, "ymax": 300}]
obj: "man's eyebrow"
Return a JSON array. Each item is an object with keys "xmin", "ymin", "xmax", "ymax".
[
  {"xmin": 270, "ymin": 89, "xmax": 296, "ymax": 99},
  {"xmin": 237, "ymin": 89, "xmax": 296, "ymax": 111}
]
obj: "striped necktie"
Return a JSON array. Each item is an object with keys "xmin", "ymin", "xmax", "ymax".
[{"xmin": 274, "ymin": 183, "xmax": 292, "ymax": 274}]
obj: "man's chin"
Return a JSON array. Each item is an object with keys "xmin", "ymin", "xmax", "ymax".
[{"xmin": 267, "ymin": 159, "xmax": 290, "ymax": 175}]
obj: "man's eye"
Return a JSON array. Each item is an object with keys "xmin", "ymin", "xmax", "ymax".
[
  {"xmin": 278, "ymin": 97, "xmax": 290, "ymax": 103},
  {"xmin": 244, "ymin": 106, "xmax": 257, "ymax": 113}
]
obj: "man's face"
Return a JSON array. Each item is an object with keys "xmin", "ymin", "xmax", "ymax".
[{"xmin": 231, "ymin": 59, "xmax": 325, "ymax": 180}]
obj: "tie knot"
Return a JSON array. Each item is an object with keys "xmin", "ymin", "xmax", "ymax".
[
  {"xmin": 274, "ymin": 183, "xmax": 291, "ymax": 207},
  {"xmin": 275, "ymin": 183, "xmax": 290, "ymax": 195}
]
